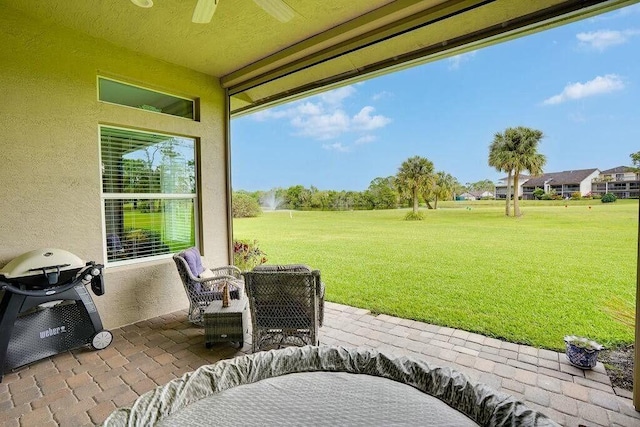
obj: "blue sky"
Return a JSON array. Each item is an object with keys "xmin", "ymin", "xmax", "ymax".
[{"xmin": 231, "ymin": 4, "xmax": 640, "ymax": 192}]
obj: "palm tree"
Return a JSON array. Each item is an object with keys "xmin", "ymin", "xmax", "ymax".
[
  {"xmin": 431, "ymin": 171, "xmax": 457, "ymax": 209},
  {"xmin": 488, "ymin": 127, "xmax": 546, "ymax": 217},
  {"xmin": 509, "ymin": 127, "xmax": 546, "ymax": 217},
  {"xmin": 631, "ymin": 151, "xmax": 640, "ymax": 180},
  {"xmin": 395, "ymin": 156, "xmax": 435, "ymax": 214},
  {"xmin": 488, "ymin": 133, "xmax": 515, "ymax": 216}
]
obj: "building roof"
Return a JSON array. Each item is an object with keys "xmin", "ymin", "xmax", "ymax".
[
  {"xmin": 601, "ymin": 166, "xmax": 637, "ymax": 174},
  {"xmin": 521, "ymin": 168, "xmax": 599, "ymax": 188},
  {"xmin": 498, "ymin": 174, "xmax": 530, "ymax": 181}
]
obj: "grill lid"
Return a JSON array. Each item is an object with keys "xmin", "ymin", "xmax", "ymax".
[{"xmin": 0, "ymin": 248, "xmax": 85, "ymax": 282}]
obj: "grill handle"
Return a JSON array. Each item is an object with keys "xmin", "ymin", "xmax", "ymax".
[
  {"xmin": 28, "ymin": 264, "xmax": 70, "ymax": 285},
  {"xmin": 0, "ymin": 264, "xmax": 100, "ymax": 297}
]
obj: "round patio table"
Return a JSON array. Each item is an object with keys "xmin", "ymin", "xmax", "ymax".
[{"xmin": 102, "ymin": 346, "xmax": 559, "ymax": 427}]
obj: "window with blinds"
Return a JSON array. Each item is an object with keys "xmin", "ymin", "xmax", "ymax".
[{"xmin": 100, "ymin": 126, "xmax": 197, "ymax": 264}]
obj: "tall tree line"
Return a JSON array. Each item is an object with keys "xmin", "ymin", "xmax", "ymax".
[
  {"xmin": 235, "ymin": 124, "xmax": 551, "ymax": 217},
  {"xmin": 236, "ymin": 159, "xmax": 474, "ymax": 212}
]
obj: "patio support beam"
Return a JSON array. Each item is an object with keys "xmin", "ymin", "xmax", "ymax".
[
  {"xmin": 222, "ymin": 0, "xmax": 492, "ymax": 93},
  {"xmin": 635, "ymin": 199, "xmax": 640, "ymax": 410},
  {"xmin": 224, "ymin": 89, "xmax": 234, "ymax": 266}
]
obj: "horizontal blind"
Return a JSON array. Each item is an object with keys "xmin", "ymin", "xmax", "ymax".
[
  {"xmin": 101, "ymin": 127, "xmax": 195, "ymax": 195},
  {"xmin": 101, "ymin": 126, "xmax": 197, "ymax": 263}
]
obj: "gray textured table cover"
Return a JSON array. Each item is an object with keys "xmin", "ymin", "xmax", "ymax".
[
  {"xmin": 103, "ymin": 346, "xmax": 559, "ymax": 427},
  {"xmin": 158, "ymin": 371, "xmax": 478, "ymax": 426}
]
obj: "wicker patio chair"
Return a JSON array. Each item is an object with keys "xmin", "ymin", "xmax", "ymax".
[
  {"xmin": 173, "ymin": 248, "xmax": 243, "ymax": 325},
  {"xmin": 252, "ymin": 264, "xmax": 324, "ymax": 326},
  {"xmin": 243, "ymin": 269, "xmax": 321, "ymax": 353}
]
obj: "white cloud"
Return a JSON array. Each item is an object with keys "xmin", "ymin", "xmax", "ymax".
[
  {"xmin": 252, "ymin": 109, "xmax": 289, "ymax": 121},
  {"xmin": 352, "ymin": 106, "xmax": 391, "ymax": 131},
  {"xmin": 447, "ymin": 51, "xmax": 477, "ymax": 70},
  {"xmin": 372, "ymin": 91, "xmax": 392, "ymax": 101},
  {"xmin": 355, "ymin": 135, "xmax": 377, "ymax": 145},
  {"xmin": 322, "ymin": 142, "xmax": 350, "ymax": 152},
  {"xmin": 250, "ymin": 85, "xmax": 392, "ymax": 146},
  {"xmin": 291, "ymin": 110, "xmax": 350, "ymax": 140},
  {"xmin": 590, "ymin": 4, "xmax": 640, "ymax": 22},
  {"xmin": 297, "ymin": 102, "xmax": 323, "ymax": 115},
  {"xmin": 254, "ymin": 101, "xmax": 322, "ymax": 121},
  {"xmin": 318, "ymin": 86, "xmax": 356, "ymax": 106},
  {"xmin": 577, "ymin": 29, "xmax": 640, "ymax": 51},
  {"xmin": 542, "ymin": 74, "xmax": 624, "ymax": 105}
]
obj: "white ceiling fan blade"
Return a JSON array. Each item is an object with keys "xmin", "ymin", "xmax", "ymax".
[
  {"xmin": 192, "ymin": 0, "xmax": 218, "ymax": 24},
  {"xmin": 130, "ymin": 0, "xmax": 153, "ymax": 8},
  {"xmin": 253, "ymin": 0, "xmax": 295, "ymax": 23}
]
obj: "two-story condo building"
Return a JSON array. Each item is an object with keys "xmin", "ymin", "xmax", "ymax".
[
  {"xmin": 495, "ymin": 167, "xmax": 639, "ymax": 200},
  {"xmin": 593, "ymin": 166, "xmax": 640, "ymax": 199}
]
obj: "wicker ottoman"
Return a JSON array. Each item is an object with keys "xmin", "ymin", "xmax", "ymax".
[{"xmin": 203, "ymin": 297, "xmax": 247, "ymax": 348}]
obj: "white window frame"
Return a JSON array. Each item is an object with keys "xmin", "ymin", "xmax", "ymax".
[
  {"xmin": 97, "ymin": 76, "xmax": 197, "ymax": 121},
  {"xmin": 99, "ymin": 125, "xmax": 199, "ymax": 267}
]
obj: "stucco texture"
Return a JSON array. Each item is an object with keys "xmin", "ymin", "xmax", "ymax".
[{"xmin": 0, "ymin": 5, "xmax": 229, "ymax": 328}]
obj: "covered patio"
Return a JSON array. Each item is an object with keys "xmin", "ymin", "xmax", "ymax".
[{"xmin": 0, "ymin": 303, "xmax": 638, "ymax": 426}]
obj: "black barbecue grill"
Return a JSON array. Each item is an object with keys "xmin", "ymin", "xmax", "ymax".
[{"xmin": 0, "ymin": 248, "xmax": 112, "ymax": 381}]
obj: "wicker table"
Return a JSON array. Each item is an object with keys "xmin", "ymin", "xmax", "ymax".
[{"xmin": 203, "ymin": 297, "xmax": 247, "ymax": 348}]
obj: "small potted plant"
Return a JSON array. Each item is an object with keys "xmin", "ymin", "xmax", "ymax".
[
  {"xmin": 232, "ymin": 239, "xmax": 267, "ymax": 272},
  {"xmin": 564, "ymin": 335, "xmax": 604, "ymax": 369}
]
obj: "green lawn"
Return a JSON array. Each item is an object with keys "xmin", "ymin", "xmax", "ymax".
[
  {"xmin": 233, "ymin": 200, "xmax": 638, "ymax": 351},
  {"xmin": 123, "ymin": 203, "xmax": 195, "ymax": 252}
]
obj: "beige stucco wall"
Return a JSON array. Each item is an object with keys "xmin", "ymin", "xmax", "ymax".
[{"xmin": 0, "ymin": 6, "xmax": 230, "ymax": 328}]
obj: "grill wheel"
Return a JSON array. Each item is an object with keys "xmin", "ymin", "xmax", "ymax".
[{"xmin": 91, "ymin": 330, "xmax": 113, "ymax": 350}]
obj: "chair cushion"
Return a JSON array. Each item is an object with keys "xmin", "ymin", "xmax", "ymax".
[
  {"xmin": 199, "ymin": 268, "xmax": 215, "ymax": 279},
  {"xmin": 106, "ymin": 234, "xmax": 123, "ymax": 252},
  {"xmin": 181, "ymin": 247, "xmax": 205, "ymax": 276}
]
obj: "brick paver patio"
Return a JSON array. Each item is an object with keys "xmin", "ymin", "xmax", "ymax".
[{"xmin": 1, "ymin": 301, "xmax": 638, "ymax": 426}]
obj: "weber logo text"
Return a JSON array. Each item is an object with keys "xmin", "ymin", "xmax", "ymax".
[{"xmin": 39, "ymin": 326, "xmax": 67, "ymax": 339}]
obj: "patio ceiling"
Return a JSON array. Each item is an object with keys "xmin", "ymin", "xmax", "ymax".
[{"xmin": 3, "ymin": 0, "xmax": 637, "ymax": 116}]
